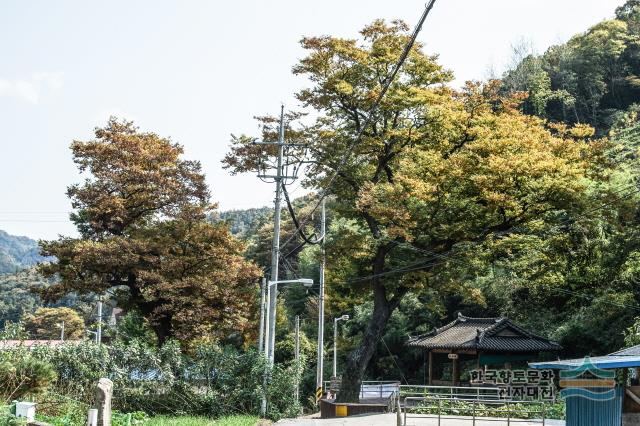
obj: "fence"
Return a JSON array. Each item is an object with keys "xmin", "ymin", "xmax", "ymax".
[
  {"xmin": 399, "ymin": 385, "xmax": 555, "ymax": 426},
  {"xmin": 400, "ymin": 385, "xmax": 503, "ymax": 401},
  {"xmin": 323, "ymin": 380, "xmax": 400, "ymax": 400},
  {"xmin": 403, "ymin": 396, "xmax": 550, "ymax": 426}
]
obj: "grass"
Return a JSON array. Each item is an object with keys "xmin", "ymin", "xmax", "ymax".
[
  {"xmin": 215, "ymin": 416, "xmax": 261, "ymax": 426},
  {"xmin": 0, "ymin": 402, "xmax": 260, "ymax": 426},
  {"xmin": 145, "ymin": 415, "xmax": 259, "ymax": 426}
]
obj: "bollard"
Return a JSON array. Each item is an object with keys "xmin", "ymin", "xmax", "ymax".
[
  {"xmin": 87, "ymin": 408, "xmax": 98, "ymax": 426},
  {"xmin": 95, "ymin": 378, "xmax": 113, "ymax": 426}
]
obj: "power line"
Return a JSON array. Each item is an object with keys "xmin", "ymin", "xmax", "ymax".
[
  {"xmin": 282, "ymin": 184, "xmax": 322, "ymax": 245},
  {"xmin": 381, "ymin": 337, "xmax": 409, "ymax": 385},
  {"xmin": 324, "ymin": 183, "xmax": 640, "ymax": 314},
  {"xmin": 279, "ymin": 0, "xmax": 438, "ymax": 254},
  {"xmin": 386, "ymin": 182, "xmax": 640, "ymax": 276}
]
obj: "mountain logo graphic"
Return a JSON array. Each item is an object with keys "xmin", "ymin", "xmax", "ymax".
[{"xmin": 559, "ymin": 356, "xmax": 616, "ymax": 401}]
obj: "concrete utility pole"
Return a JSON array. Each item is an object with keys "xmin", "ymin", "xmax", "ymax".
[
  {"xmin": 258, "ymin": 278, "xmax": 266, "ymax": 352},
  {"xmin": 267, "ymin": 105, "xmax": 285, "ymax": 364},
  {"xmin": 59, "ymin": 321, "xmax": 65, "ymax": 341},
  {"xmin": 316, "ymin": 198, "xmax": 326, "ymax": 400},
  {"xmin": 294, "ymin": 315, "xmax": 300, "ymax": 403},
  {"xmin": 96, "ymin": 298, "xmax": 103, "ymax": 345},
  {"xmin": 254, "ymin": 106, "xmax": 295, "ymax": 416}
]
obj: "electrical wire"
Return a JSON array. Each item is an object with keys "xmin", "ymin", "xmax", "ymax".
[
  {"xmin": 381, "ymin": 337, "xmax": 409, "ymax": 385},
  {"xmin": 279, "ymin": 0, "xmax": 438, "ymax": 254},
  {"xmin": 282, "ymin": 183, "xmax": 322, "ymax": 245},
  {"xmin": 391, "ymin": 182, "xmax": 640, "ymax": 270},
  {"xmin": 322, "ymin": 183, "xmax": 640, "ymax": 315}
]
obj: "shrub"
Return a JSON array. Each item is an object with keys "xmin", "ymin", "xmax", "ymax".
[
  {"xmin": 0, "ymin": 353, "xmax": 57, "ymax": 402},
  {"xmin": 1, "ymin": 340, "xmax": 300, "ymax": 421}
]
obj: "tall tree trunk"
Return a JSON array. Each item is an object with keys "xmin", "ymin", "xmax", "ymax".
[
  {"xmin": 336, "ymin": 242, "xmax": 407, "ymax": 402},
  {"xmin": 128, "ymin": 281, "xmax": 173, "ymax": 345},
  {"xmin": 336, "ymin": 282, "xmax": 398, "ymax": 402},
  {"xmin": 152, "ymin": 313, "xmax": 173, "ymax": 345}
]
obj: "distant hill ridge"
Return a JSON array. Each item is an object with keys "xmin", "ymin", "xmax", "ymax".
[
  {"xmin": 0, "ymin": 230, "xmax": 45, "ymax": 274},
  {"xmin": 216, "ymin": 206, "xmax": 271, "ymax": 238},
  {"xmin": 0, "ymin": 205, "xmax": 270, "ymax": 274}
]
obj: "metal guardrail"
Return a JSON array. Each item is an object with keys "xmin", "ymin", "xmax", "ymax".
[
  {"xmin": 403, "ymin": 396, "xmax": 550, "ymax": 426},
  {"xmin": 400, "ymin": 384, "xmax": 503, "ymax": 400},
  {"xmin": 323, "ymin": 380, "xmax": 400, "ymax": 399}
]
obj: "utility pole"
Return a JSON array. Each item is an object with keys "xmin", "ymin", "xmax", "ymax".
[
  {"xmin": 96, "ymin": 298, "xmax": 103, "ymax": 345},
  {"xmin": 294, "ymin": 315, "xmax": 300, "ymax": 404},
  {"xmin": 256, "ymin": 105, "xmax": 290, "ymax": 416},
  {"xmin": 258, "ymin": 278, "xmax": 266, "ymax": 352},
  {"xmin": 316, "ymin": 198, "xmax": 326, "ymax": 402},
  {"xmin": 266, "ymin": 105, "xmax": 285, "ymax": 364},
  {"xmin": 59, "ymin": 321, "xmax": 65, "ymax": 341}
]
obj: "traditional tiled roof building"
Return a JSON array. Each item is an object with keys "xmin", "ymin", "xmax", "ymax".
[{"xmin": 407, "ymin": 313, "xmax": 562, "ymax": 385}]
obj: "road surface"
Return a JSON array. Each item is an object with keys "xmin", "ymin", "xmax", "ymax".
[{"xmin": 277, "ymin": 413, "xmax": 566, "ymax": 425}]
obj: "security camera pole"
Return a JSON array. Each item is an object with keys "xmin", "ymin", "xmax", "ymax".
[{"xmin": 333, "ymin": 314, "xmax": 350, "ymax": 377}]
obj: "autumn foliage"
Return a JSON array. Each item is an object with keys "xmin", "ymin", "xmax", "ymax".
[{"xmin": 39, "ymin": 119, "xmax": 261, "ymax": 344}]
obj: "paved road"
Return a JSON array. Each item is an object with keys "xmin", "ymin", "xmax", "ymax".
[{"xmin": 278, "ymin": 413, "xmax": 566, "ymax": 426}]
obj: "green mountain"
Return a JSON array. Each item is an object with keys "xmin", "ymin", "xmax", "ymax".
[
  {"xmin": 0, "ymin": 230, "xmax": 45, "ymax": 274},
  {"xmin": 215, "ymin": 206, "xmax": 271, "ymax": 238}
]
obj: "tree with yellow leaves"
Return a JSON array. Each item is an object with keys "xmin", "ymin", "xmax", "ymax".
[{"xmin": 225, "ymin": 20, "xmax": 605, "ymax": 401}]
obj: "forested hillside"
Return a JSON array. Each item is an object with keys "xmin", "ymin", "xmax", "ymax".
[
  {"xmin": 0, "ymin": 230, "xmax": 45, "ymax": 274},
  {"xmin": 216, "ymin": 206, "xmax": 271, "ymax": 238},
  {"xmin": 503, "ymin": 0, "xmax": 640, "ymax": 134}
]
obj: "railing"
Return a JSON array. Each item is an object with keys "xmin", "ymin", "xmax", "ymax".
[
  {"xmin": 400, "ymin": 384, "xmax": 503, "ymax": 401},
  {"xmin": 402, "ymin": 395, "xmax": 550, "ymax": 426},
  {"xmin": 323, "ymin": 380, "xmax": 401, "ymax": 399}
]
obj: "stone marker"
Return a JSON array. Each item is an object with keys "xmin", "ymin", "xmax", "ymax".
[{"xmin": 95, "ymin": 378, "xmax": 113, "ymax": 426}]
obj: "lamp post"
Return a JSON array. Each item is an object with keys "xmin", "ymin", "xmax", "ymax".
[
  {"xmin": 316, "ymin": 199, "xmax": 326, "ymax": 402},
  {"xmin": 261, "ymin": 278, "xmax": 314, "ymax": 416},
  {"xmin": 258, "ymin": 278, "xmax": 266, "ymax": 352},
  {"xmin": 264, "ymin": 278, "xmax": 313, "ymax": 362},
  {"xmin": 333, "ymin": 315, "xmax": 350, "ymax": 377}
]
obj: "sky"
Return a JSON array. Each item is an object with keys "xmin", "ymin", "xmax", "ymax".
[{"xmin": 0, "ymin": 0, "xmax": 626, "ymax": 240}]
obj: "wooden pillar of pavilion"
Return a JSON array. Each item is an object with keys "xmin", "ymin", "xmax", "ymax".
[
  {"xmin": 428, "ymin": 351, "xmax": 433, "ymax": 385},
  {"xmin": 452, "ymin": 353, "xmax": 459, "ymax": 386}
]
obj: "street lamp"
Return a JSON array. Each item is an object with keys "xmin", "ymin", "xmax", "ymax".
[
  {"xmin": 261, "ymin": 277, "xmax": 314, "ymax": 416},
  {"xmin": 264, "ymin": 278, "xmax": 314, "ymax": 362},
  {"xmin": 333, "ymin": 314, "xmax": 350, "ymax": 377}
]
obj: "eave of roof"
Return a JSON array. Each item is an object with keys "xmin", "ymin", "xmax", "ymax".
[
  {"xmin": 529, "ymin": 343, "xmax": 640, "ymax": 370},
  {"xmin": 530, "ymin": 355, "xmax": 640, "ymax": 370},
  {"xmin": 407, "ymin": 313, "xmax": 561, "ymax": 352}
]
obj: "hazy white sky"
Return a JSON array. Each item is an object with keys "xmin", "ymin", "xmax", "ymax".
[{"xmin": 0, "ymin": 0, "xmax": 625, "ymax": 240}]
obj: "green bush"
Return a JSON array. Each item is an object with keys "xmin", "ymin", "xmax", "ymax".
[
  {"xmin": 0, "ymin": 404, "xmax": 26, "ymax": 426},
  {"xmin": 0, "ymin": 340, "xmax": 300, "ymax": 421},
  {"xmin": 0, "ymin": 353, "xmax": 57, "ymax": 402}
]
